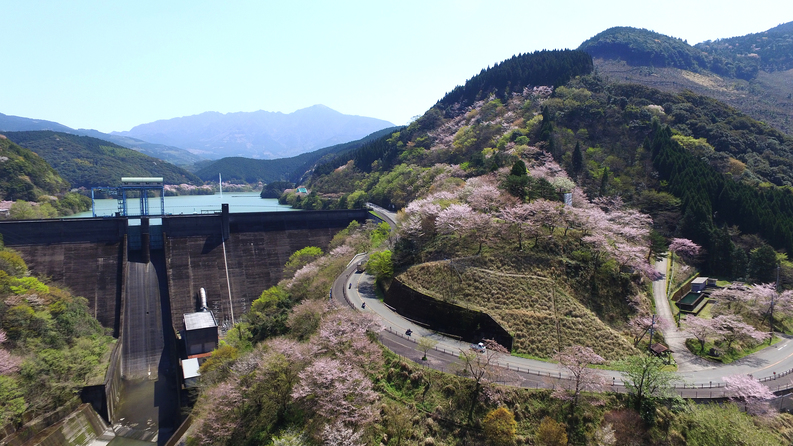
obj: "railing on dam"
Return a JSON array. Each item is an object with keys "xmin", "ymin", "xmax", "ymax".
[{"xmin": 0, "ymin": 209, "xmax": 370, "ymax": 246}]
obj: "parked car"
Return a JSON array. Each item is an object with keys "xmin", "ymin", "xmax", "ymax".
[{"xmin": 471, "ymin": 342, "xmax": 486, "ymax": 353}]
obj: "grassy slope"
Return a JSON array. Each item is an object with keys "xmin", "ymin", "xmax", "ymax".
[{"xmin": 399, "ymin": 260, "xmax": 638, "ymax": 361}]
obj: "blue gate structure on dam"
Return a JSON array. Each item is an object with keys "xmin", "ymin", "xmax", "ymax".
[{"xmin": 91, "ymin": 176, "xmax": 166, "ymax": 218}]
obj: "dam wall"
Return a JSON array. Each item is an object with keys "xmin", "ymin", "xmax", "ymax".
[
  {"xmin": 0, "ymin": 209, "xmax": 368, "ymax": 334},
  {"xmin": 164, "ymin": 210, "xmax": 367, "ymax": 332}
]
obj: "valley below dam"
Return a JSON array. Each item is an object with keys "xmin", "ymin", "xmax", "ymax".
[{"xmin": 0, "ymin": 207, "xmax": 368, "ymax": 445}]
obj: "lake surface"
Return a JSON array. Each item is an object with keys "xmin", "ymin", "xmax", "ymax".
[{"xmin": 69, "ymin": 191, "xmax": 296, "ymax": 218}]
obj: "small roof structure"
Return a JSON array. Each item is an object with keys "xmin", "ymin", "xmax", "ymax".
[
  {"xmin": 181, "ymin": 357, "xmax": 201, "ymax": 380},
  {"xmin": 691, "ymin": 277, "xmax": 708, "ymax": 285},
  {"xmin": 184, "ymin": 312, "xmax": 217, "ymax": 331},
  {"xmin": 650, "ymin": 343, "xmax": 671, "ymax": 355}
]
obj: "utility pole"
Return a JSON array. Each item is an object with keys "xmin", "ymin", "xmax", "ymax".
[{"xmin": 648, "ymin": 314, "xmax": 656, "ymax": 352}]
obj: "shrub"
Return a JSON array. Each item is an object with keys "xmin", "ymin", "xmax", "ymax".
[{"xmin": 483, "ymin": 407, "xmax": 517, "ymax": 445}]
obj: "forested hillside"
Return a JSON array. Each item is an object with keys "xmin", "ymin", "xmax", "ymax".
[
  {"xmin": 581, "ymin": 25, "xmax": 793, "ymax": 136},
  {"xmin": 303, "ymin": 50, "xmax": 793, "ymax": 284},
  {"xmin": 195, "ymin": 127, "xmax": 399, "ymax": 184},
  {"xmin": 180, "ymin": 46, "xmax": 793, "ymax": 446},
  {"xmin": 0, "ymin": 135, "xmax": 69, "ymax": 202},
  {"xmin": 0, "ymin": 245, "xmax": 114, "ymax": 427},
  {"xmin": 696, "ymin": 21, "xmax": 793, "ymax": 73},
  {"xmin": 580, "ymin": 27, "xmax": 758, "ymax": 80},
  {"xmin": 4, "ymin": 131, "xmax": 201, "ymax": 188}
]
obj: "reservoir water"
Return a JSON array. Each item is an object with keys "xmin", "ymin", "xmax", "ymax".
[{"xmin": 69, "ymin": 191, "xmax": 296, "ymax": 218}]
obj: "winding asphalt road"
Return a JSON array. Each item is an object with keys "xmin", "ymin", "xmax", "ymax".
[{"xmin": 336, "ymin": 204, "xmax": 793, "ymax": 397}]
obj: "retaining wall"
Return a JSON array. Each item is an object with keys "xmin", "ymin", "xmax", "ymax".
[{"xmin": 385, "ymin": 278, "xmax": 513, "ymax": 351}]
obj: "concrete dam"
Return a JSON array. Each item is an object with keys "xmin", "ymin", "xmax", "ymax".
[{"xmin": 0, "ymin": 208, "xmax": 368, "ymax": 444}]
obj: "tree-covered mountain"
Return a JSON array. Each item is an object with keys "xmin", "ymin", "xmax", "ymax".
[
  {"xmin": 299, "ymin": 47, "xmax": 793, "ymax": 283},
  {"xmin": 195, "ymin": 127, "xmax": 399, "ymax": 184},
  {"xmin": 580, "ymin": 24, "xmax": 793, "ymax": 136},
  {"xmin": 696, "ymin": 21, "xmax": 793, "ymax": 73},
  {"xmin": 73, "ymin": 129, "xmax": 203, "ymax": 166},
  {"xmin": 3, "ymin": 131, "xmax": 201, "ymax": 188},
  {"xmin": 579, "ymin": 27, "xmax": 757, "ymax": 80},
  {"xmin": 0, "ymin": 112, "xmax": 203, "ymax": 166},
  {"xmin": 0, "ymin": 135, "xmax": 70, "ymax": 201},
  {"xmin": 113, "ymin": 105, "xmax": 396, "ymax": 160}
]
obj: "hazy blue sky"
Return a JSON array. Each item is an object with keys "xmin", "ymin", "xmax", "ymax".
[{"xmin": 2, "ymin": 0, "xmax": 791, "ymax": 133}]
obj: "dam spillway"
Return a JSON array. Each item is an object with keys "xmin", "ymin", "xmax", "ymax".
[{"xmin": 0, "ymin": 209, "xmax": 368, "ymax": 335}]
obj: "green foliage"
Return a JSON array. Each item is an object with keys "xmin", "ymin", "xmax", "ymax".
[
  {"xmin": 748, "ymin": 244, "xmax": 778, "ymax": 284},
  {"xmin": 437, "ymin": 50, "xmax": 594, "ymax": 110},
  {"xmin": 9, "ymin": 277, "xmax": 49, "ymax": 295},
  {"xmin": 579, "ymin": 26, "xmax": 755, "ymax": 79},
  {"xmin": 4, "ymin": 131, "xmax": 200, "ymax": 188},
  {"xmin": 247, "ymin": 286, "xmax": 292, "ymax": 341},
  {"xmin": 535, "ymin": 416, "xmax": 568, "ymax": 446},
  {"xmin": 0, "ymin": 137, "xmax": 69, "ymax": 201},
  {"xmin": 198, "ymin": 344, "xmax": 239, "ymax": 384},
  {"xmin": 367, "ymin": 250, "xmax": 393, "ymax": 282},
  {"xmin": 0, "ymin": 250, "xmax": 27, "ymax": 276},
  {"xmin": 198, "ymin": 127, "xmax": 399, "ymax": 184},
  {"xmin": 483, "ymin": 407, "xmax": 517, "ymax": 446},
  {"xmin": 0, "ymin": 376, "xmax": 26, "ymax": 426},
  {"xmin": 285, "ymin": 247, "xmax": 323, "ymax": 275},
  {"xmin": 260, "ymin": 181, "xmax": 294, "ymax": 199},
  {"xmin": 0, "ymin": 245, "xmax": 112, "ymax": 425},
  {"xmin": 369, "ymin": 222, "xmax": 391, "ymax": 248},
  {"xmin": 696, "ymin": 21, "xmax": 793, "ymax": 73},
  {"xmin": 618, "ymin": 355, "xmax": 678, "ymax": 423},
  {"xmin": 672, "ymin": 402, "xmax": 782, "ymax": 445}
]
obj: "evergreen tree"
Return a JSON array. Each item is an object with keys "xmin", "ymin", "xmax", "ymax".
[
  {"xmin": 599, "ymin": 167, "xmax": 609, "ymax": 197},
  {"xmin": 748, "ymin": 244, "xmax": 778, "ymax": 284},
  {"xmin": 571, "ymin": 141, "xmax": 583, "ymax": 177}
]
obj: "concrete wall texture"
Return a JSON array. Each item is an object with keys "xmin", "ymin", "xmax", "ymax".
[
  {"xmin": 166, "ymin": 229, "xmax": 340, "ymax": 332},
  {"xmin": 0, "ymin": 210, "xmax": 367, "ymax": 334}
]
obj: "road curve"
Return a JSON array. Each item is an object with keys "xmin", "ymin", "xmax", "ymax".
[{"xmin": 330, "ymin": 204, "xmax": 793, "ymax": 396}]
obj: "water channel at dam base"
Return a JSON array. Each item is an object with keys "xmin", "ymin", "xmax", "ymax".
[{"xmin": 68, "ymin": 191, "xmax": 296, "ymax": 219}]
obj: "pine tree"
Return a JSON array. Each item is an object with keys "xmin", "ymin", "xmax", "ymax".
[
  {"xmin": 571, "ymin": 141, "xmax": 583, "ymax": 176},
  {"xmin": 599, "ymin": 167, "xmax": 609, "ymax": 197}
]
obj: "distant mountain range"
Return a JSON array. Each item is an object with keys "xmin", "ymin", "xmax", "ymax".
[
  {"xmin": 194, "ymin": 126, "xmax": 401, "ymax": 184},
  {"xmin": 112, "ymin": 105, "xmax": 395, "ymax": 160},
  {"xmin": 0, "ymin": 112, "xmax": 201, "ymax": 166}
]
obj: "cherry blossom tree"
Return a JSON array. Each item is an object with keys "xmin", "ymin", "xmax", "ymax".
[
  {"xmin": 628, "ymin": 315, "xmax": 671, "ymax": 347},
  {"xmin": 0, "ymin": 330, "xmax": 21, "ymax": 375},
  {"xmin": 291, "ymin": 357, "xmax": 379, "ymax": 427},
  {"xmin": 457, "ymin": 339, "xmax": 511, "ymax": 422},
  {"xmin": 710, "ymin": 283, "xmax": 793, "ymax": 336},
  {"xmin": 317, "ymin": 310, "xmax": 383, "ymax": 373},
  {"xmin": 552, "ymin": 345, "xmax": 606, "ymax": 408},
  {"xmin": 682, "ymin": 316, "xmax": 724, "ymax": 354},
  {"xmin": 669, "ymin": 238, "xmax": 701, "ymax": 260},
  {"xmin": 192, "ymin": 381, "xmax": 243, "ymax": 446},
  {"xmin": 714, "ymin": 314, "xmax": 768, "ymax": 350},
  {"xmin": 723, "ymin": 374, "xmax": 775, "ymax": 415},
  {"xmin": 321, "ymin": 420, "xmax": 364, "ymax": 446},
  {"xmin": 499, "ymin": 203, "xmax": 542, "ymax": 250}
]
